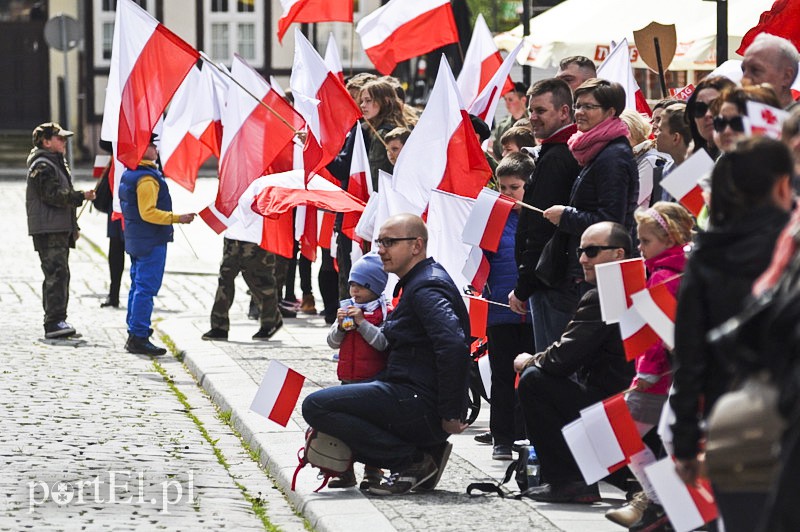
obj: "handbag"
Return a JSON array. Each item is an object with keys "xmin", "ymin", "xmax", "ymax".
[
  {"xmin": 92, "ymin": 170, "xmax": 112, "ymax": 214},
  {"xmin": 705, "ymin": 371, "xmax": 785, "ymax": 492},
  {"xmin": 535, "ymin": 229, "xmax": 569, "ymax": 287}
]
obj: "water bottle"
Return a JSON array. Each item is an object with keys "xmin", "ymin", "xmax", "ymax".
[{"xmin": 526, "ymin": 446, "xmax": 541, "ymax": 488}]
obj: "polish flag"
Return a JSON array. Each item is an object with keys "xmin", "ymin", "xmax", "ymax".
[
  {"xmin": 198, "ymin": 203, "xmax": 236, "ymax": 235},
  {"xmin": 393, "ymin": 59, "xmax": 493, "ymax": 215},
  {"xmin": 745, "ymin": 100, "xmax": 789, "ymax": 140},
  {"xmin": 563, "ymin": 395, "xmax": 645, "ymax": 484},
  {"xmin": 596, "ymin": 38, "xmax": 651, "ymax": 117},
  {"xmin": 277, "ymin": 0, "xmax": 352, "ymax": 43},
  {"xmin": 477, "ymin": 350, "xmax": 492, "ymax": 400},
  {"xmin": 251, "ymin": 171, "xmax": 366, "ymax": 219},
  {"xmin": 295, "ymin": 207, "xmax": 336, "ymax": 261},
  {"xmin": 463, "ymin": 246, "xmax": 491, "ymax": 294},
  {"xmin": 457, "ymin": 13, "xmax": 515, "ymax": 109},
  {"xmin": 160, "ymin": 62, "xmax": 224, "ymax": 192},
  {"xmin": 645, "ymin": 458, "xmax": 719, "ymax": 532},
  {"xmin": 324, "ymin": 32, "xmax": 345, "ymax": 86},
  {"xmin": 619, "ymin": 306, "xmax": 661, "ymax": 361},
  {"xmin": 660, "ymin": 149, "xmax": 714, "ymax": 218},
  {"xmin": 93, "ymin": 155, "xmax": 110, "ymax": 178},
  {"xmin": 217, "ymin": 55, "xmax": 305, "ymax": 216},
  {"xmin": 467, "ymin": 41, "xmax": 524, "ymax": 125},
  {"xmin": 342, "ymin": 128, "xmax": 373, "ymax": 241},
  {"xmin": 427, "ymin": 189, "xmax": 481, "ymax": 292},
  {"xmin": 356, "ymin": 0, "xmax": 459, "ymax": 75},
  {"xmin": 462, "ymin": 188, "xmax": 516, "ymax": 253},
  {"xmin": 737, "ymin": 0, "xmax": 800, "ymax": 56},
  {"xmin": 250, "ymin": 360, "xmax": 305, "ymax": 427},
  {"xmin": 356, "ymin": 170, "xmax": 418, "ymax": 244},
  {"xmin": 630, "ymin": 284, "xmax": 678, "ymax": 350},
  {"xmin": 465, "ymin": 296, "xmax": 490, "ymax": 338},
  {"xmin": 595, "ymin": 258, "xmax": 647, "ymax": 324},
  {"xmin": 100, "ymin": 0, "xmax": 199, "ymax": 171},
  {"xmin": 290, "ymin": 29, "xmax": 362, "ymax": 184}
]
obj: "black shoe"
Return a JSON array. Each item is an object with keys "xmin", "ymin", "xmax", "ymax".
[
  {"xmin": 370, "ymin": 454, "xmax": 438, "ymax": 496},
  {"xmin": 415, "ymin": 441, "xmax": 452, "ymax": 491},
  {"xmin": 278, "ymin": 303, "xmax": 297, "ymax": 318},
  {"xmin": 327, "ymin": 469, "xmax": 357, "ymax": 489},
  {"xmin": 201, "ymin": 328, "xmax": 228, "ymax": 341},
  {"xmin": 492, "ymin": 444, "xmax": 513, "ymax": 461},
  {"xmin": 44, "ymin": 321, "xmax": 77, "ymax": 339},
  {"xmin": 253, "ymin": 322, "xmax": 282, "ymax": 341},
  {"xmin": 100, "ymin": 297, "xmax": 119, "ymax": 308},
  {"xmin": 629, "ymin": 501, "xmax": 672, "ymax": 532},
  {"xmin": 248, "ymin": 300, "xmax": 259, "ymax": 320},
  {"xmin": 526, "ymin": 481, "xmax": 600, "ymax": 504},
  {"xmin": 474, "ymin": 431, "xmax": 492, "ymax": 445},
  {"xmin": 125, "ymin": 335, "xmax": 167, "ymax": 356}
]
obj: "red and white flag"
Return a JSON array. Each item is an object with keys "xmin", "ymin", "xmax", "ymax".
[
  {"xmin": 596, "ymin": 38, "xmax": 651, "ymax": 117},
  {"xmin": 290, "ymin": 29, "xmax": 362, "ymax": 184},
  {"xmin": 645, "ymin": 458, "xmax": 719, "ymax": 532},
  {"xmin": 342, "ymin": 128, "xmax": 373, "ymax": 241},
  {"xmin": 217, "ymin": 55, "xmax": 305, "ymax": 216},
  {"xmin": 160, "ymin": 62, "xmax": 226, "ymax": 192},
  {"xmin": 745, "ymin": 100, "xmax": 789, "ymax": 140},
  {"xmin": 467, "ymin": 41, "xmax": 524, "ymax": 125},
  {"xmin": 737, "ymin": 0, "xmax": 800, "ymax": 56},
  {"xmin": 457, "ymin": 13, "xmax": 515, "ymax": 109},
  {"xmin": 465, "ymin": 296, "xmax": 490, "ymax": 338},
  {"xmin": 670, "ymin": 83, "xmax": 695, "ymax": 102},
  {"xmin": 277, "ymin": 0, "xmax": 352, "ymax": 43},
  {"xmin": 356, "ymin": 169, "xmax": 418, "ymax": 245},
  {"xmin": 324, "ymin": 32, "xmax": 345, "ymax": 86},
  {"xmin": 595, "ymin": 258, "xmax": 647, "ymax": 324},
  {"xmin": 356, "ymin": 0, "xmax": 459, "ymax": 75},
  {"xmin": 477, "ymin": 350, "xmax": 492, "ymax": 400},
  {"xmin": 252, "ymin": 170, "xmax": 366, "ymax": 219},
  {"xmin": 250, "ymin": 360, "xmax": 305, "ymax": 427},
  {"xmin": 464, "ymin": 246, "xmax": 491, "ymax": 294},
  {"xmin": 93, "ymin": 155, "xmax": 110, "ymax": 178},
  {"xmin": 198, "ymin": 203, "xmax": 236, "ymax": 235},
  {"xmin": 427, "ymin": 189, "xmax": 480, "ymax": 291},
  {"xmin": 462, "ymin": 188, "xmax": 516, "ymax": 253},
  {"xmin": 630, "ymin": 283, "xmax": 677, "ymax": 350},
  {"xmin": 100, "ymin": 0, "xmax": 199, "ymax": 171},
  {"xmin": 393, "ymin": 59, "xmax": 493, "ymax": 215},
  {"xmin": 619, "ymin": 305, "xmax": 661, "ymax": 361},
  {"xmin": 660, "ymin": 149, "xmax": 714, "ymax": 217},
  {"xmin": 563, "ymin": 395, "xmax": 645, "ymax": 484}
]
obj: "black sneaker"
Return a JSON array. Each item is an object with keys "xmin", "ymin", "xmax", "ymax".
[
  {"xmin": 252, "ymin": 322, "xmax": 282, "ymax": 341},
  {"xmin": 201, "ymin": 328, "xmax": 228, "ymax": 341},
  {"xmin": 278, "ymin": 303, "xmax": 297, "ymax": 318},
  {"xmin": 492, "ymin": 444, "xmax": 513, "ymax": 461},
  {"xmin": 526, "ymin": 481, "xmax": 600, "ymax": 504},
  {"xmin": 44, "ymin": 321, "xmax": 76, "ymax": 339},
  {"xmin": 100, "ymin": 297, "xmax": 119, "ymax": 308},
  {"xmin": 415, "ymin": 441, "xmax": 452, "ymax": 491},
  {"xmin": 327, "ymin": 469, "xmax": 357, "ymax": 489},
  {"xmin": 370, "ymin": 454, "xmax": 438, "ymax": 496},
  {"xmin": 474, "ymin": 431, "xmax": 493, "ymax": 444},
  {"xmin": 248, "ymin": 299, "xmax": 259, "ymax": 320},
  {"xmin": 360, "ymin": 466, "xmax": 384, "ymax": 490},
  {"xmin": 125, "ymin": 335, "xmax": 167, "ymax": 356}
]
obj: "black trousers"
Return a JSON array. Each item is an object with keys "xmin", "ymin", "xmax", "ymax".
[
  {"xmin": 107, "ymin": 236, "xmax": 125, "ymax": 302},
  {"xmin": 487, "ymin": 323, "xmax": 533, "ymax": 446}
]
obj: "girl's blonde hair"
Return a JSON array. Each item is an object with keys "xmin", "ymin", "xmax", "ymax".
[{"xmin": 634, "ymin": 201, "xmax": 694, "ymax": 246}]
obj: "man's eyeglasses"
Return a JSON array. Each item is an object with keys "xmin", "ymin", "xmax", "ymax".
[
  {"xmin": 576, "ymin": 245, "xmax": 620, "ymax": 259},
  {"xmin": 374, "ymin": 237, "xmax": 418, "ymax": 248},
  {"xmin": 573, "ymin": 103, "xmax": 604, "ymax": 112},
  {"xmin": 712, "ymin": 115, "xmax": 746, "ymax": 133},
  {"xmin": 692, "ymin": 99, "xmax": 717, "ymax": 118}
]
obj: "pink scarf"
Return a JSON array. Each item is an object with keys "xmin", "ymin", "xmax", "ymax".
[{"xmin": 567, "ymin": 117, "xmax": 630, "ymax": 166}]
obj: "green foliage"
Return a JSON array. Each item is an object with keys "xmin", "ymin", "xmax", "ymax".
[{"xmin": 466, "ymin": 0, "xmax": 521, "ymax": 33}]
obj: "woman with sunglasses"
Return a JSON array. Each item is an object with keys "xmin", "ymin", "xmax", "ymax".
[
  {"xmin": 542, "ymin": 79, "xmax": 638, "ymax": 292},
  {"xmin": 684, "ymin": 76, "xmax": 736, "ymax": 160},
  {"xmin": 711, "ymin": 84, "xmax": 782, "ymax": 153},
  {"xmin": 670, "ymin": 137, "xmax": 794, "ymax": 532}
]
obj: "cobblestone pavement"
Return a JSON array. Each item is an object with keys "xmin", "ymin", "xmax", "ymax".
[
  {"xmin": 3, "ymin": 175, "xmax": 630, "ymax": 531},
  {"xmin": 1, "ymin": 178, "xmax": 305, "ymax": 531}
]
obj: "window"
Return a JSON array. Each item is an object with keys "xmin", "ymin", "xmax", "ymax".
[
  {"xmin": 94, "ymin": 0, "xmax": 155, "ymax": 66},
  {"xmin": 205, "ymin": 0, "xmax": 263, "ymax": 67}
]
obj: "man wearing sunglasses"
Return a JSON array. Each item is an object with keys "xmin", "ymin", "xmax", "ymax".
[
  {"xmin": 513, "ymin": 221, "xmax": 636, "ymax": 503},
  {"xmin": 303, "ymin": 213, "xmax": 472, "ymax": 495}
]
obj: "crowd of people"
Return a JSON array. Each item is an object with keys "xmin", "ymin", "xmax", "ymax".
[{"xmin": 25, "ymin": 28, "xmax": 800, "ymax": 532}]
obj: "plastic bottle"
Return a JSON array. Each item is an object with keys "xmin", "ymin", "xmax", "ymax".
[{"xmin": 526, "ymin": 446, "xmax": 541, "ymax": 488}]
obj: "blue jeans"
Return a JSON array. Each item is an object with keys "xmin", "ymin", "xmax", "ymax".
[
  {"xmin": 127, "ymin": 244, "xmax": 167, "ymax": 337},
  {"xmin": 302, "ymin": 380, "xmax": 449, "ymax": 471},
  {"xmin": 529, "ymin": 285, "xmax": 579, "ymax": 352}
]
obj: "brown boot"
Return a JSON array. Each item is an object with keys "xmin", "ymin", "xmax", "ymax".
[
  {"xmin": 605, "ymin": 491, "xmax": 649, "ymax": 527},
  {"xmin": 300, "ymin": 294, "xmax": 317, "ymax": 314}
]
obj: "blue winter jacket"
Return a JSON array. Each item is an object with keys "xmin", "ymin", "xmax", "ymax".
[
  {"xmin": 484, "ymin": 211, "xmax": 529, "ymax": 327},
  {"xmin": 119, "ymin": 167, "xmax": 173, "ymax": 258}
]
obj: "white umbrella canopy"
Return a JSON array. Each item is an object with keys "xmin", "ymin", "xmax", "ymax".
[{"xmin": 494, "ymin": 0, "xmax": 775, "ymax": 71}]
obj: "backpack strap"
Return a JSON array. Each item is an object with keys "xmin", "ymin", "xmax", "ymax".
[
  {"xmin": 291, "ymin": 446, "xmax": 306, "ymax": 491},
  {"xmin": 465, "ymin": 459, "xmax": 519, "ymax": 498}
]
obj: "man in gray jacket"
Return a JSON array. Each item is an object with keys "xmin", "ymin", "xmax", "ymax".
[{"xmin": 26, "ymin": 122, "xmax": 95, "ymax": 339}]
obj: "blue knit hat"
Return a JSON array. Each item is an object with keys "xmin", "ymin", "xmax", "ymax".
[{"xmin": 348, "ymin": 252, "xmax": 388, "ymax": 296}]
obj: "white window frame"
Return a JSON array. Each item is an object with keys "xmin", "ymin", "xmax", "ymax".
[
  {"xmin": 93, "ymin": 0, "xmax": 156, "ymax": 68},
  {"xmin": 204, "ymin": 0, "xmax": 264, "ymax": 68}
]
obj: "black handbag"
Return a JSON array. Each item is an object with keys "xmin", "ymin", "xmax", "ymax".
[
  {"xmin": 535, "ymin": 229, "xmax": 569, "ymax": 287},
  {"xmin": 93, "ymin": 170, "xmax": 112, "ymax": 214}
]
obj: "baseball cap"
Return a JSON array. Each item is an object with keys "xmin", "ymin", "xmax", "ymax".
[{"xmin": 32, "ymin": 122, "xmax": 74, "ymax": 147}]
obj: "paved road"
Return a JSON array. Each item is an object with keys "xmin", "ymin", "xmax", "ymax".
[{"xmin": 3, "ymin": 174, "xmax": 630, "ymax": 531}]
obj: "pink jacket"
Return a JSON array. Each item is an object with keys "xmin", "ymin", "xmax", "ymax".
[{"xmin": 632, "ymin": 245, "xmax": 686, "ymax": 395}]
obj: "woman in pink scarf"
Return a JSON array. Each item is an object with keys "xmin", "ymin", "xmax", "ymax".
[{"xmin": 542, "ymin": 79, "xmax": 639, "ymax": 292}]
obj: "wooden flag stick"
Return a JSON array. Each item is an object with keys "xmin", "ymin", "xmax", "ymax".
[
  {"xmin": 76, "ymin": 175, "xmax": 107, "ymax": 220},
  {"xmin": 517, "ymin": 201, "xmax": 544, "ymax": 214},
  {"xmin": 176, "ymin": 223, "xmax": 199, "ymax": 260},
  {"xmin": 199, "ymin": 52, "xmax": 300, "ymax": 136},
  {"xmin": 463, "ymin": 294, "xmax": 511, "ymax": 309}
]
